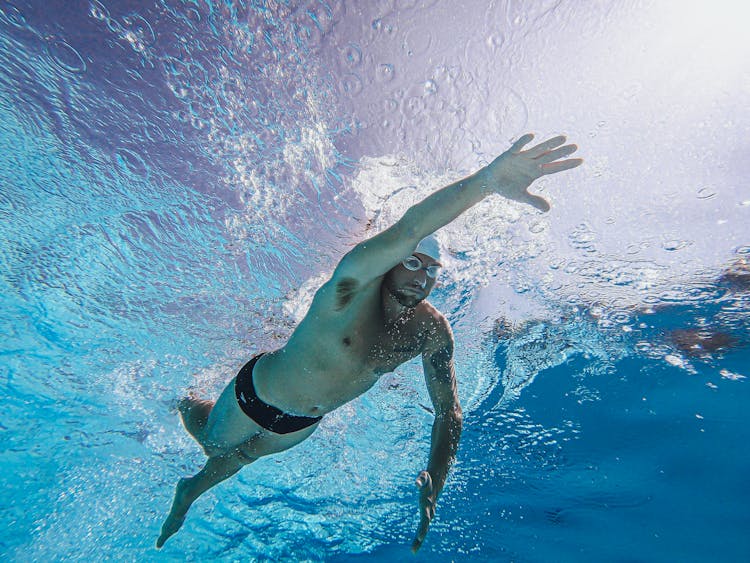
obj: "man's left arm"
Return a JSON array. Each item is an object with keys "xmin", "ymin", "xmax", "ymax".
[{"xmin": 412, "ymin": 317, "xmax": 462, "ymax": 553}]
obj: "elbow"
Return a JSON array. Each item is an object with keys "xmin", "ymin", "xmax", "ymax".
[
  {"xmin": 454, "ymin": 406, "xmax": 463, "ymax": 431},
  {"xmin": 397, "ymin": 208, "xmax": 421, "ymax": 240},
  {"xmin": 452, "ymin": 399, "xmax": 463, "ymax": 418},
  {"xmin": 451, "ymin": 403, "xmax": 463, "ymax": 423},
  {"xmin": 438, "ymin": 404, "xmax": 463, "ymax": 430}
]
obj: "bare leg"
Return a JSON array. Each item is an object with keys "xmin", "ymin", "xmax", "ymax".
[
  {"xmin": 178, "ymin": 396, "xmax": 214, "ymax": 444},
  {"xmin": 158, "ymin": 377, "xmax": 320, "ymax": 548},
  {"xmin": 156, "ymin": 450, "xmax": 255, "ymax": 549}
]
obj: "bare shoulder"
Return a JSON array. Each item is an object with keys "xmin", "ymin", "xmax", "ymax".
[{"xmin": 417, "ymin": 301, "xmax": 454, "ymax": 351}]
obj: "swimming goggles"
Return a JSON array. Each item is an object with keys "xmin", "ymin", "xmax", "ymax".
[{"xmin": 402, "ymin": 255, "xmax": 441, "ymax": 278}]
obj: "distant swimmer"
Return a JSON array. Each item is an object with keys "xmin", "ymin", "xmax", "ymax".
[
  {"xmin": 718, "ymin": 255, "xmax": 750, "ymax": 292},
  {"xmin": 667, "ymin": 254, "xmax": 749, "ymax": 357},
  {"xmin": 157, "ymin": 133, "xmax": 582, "ymax": 551}
]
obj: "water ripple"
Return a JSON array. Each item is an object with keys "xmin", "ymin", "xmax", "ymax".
[
  {"xmin": 45, "ymin": 38, "xmax": 86, "ymax": 74},
  {"xmin": 0, "ymin": 3, "xmax": 26, "ymax": 28}
]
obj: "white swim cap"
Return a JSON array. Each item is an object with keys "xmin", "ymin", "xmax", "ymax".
[{"xmin": 413, "ymin": 234, "xmax": 442, "ymax": 263}]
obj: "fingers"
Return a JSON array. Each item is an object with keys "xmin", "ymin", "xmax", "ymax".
[
  {"xmin": 411, "ymin": 536, "xmax": 424, "ymax": 553},
  {"xmin": 534, "ymin": 143, "xmax": 578, "ymax": 164},
  {"xmin": 540, "ymin": 158, "xmax": 584, "ymax": 175},
  {"xmin": 522, "ymin": 193, "xmax": 551, "ymax": 213},
  {"xmin": 412, "ymin": 470, "xmax": 434, "ymax": 552},
  {"xmin": 509, "ymin": 133, "xmax": 534, "ymax": 153},
  {"xmin": 411, "ymin": 510, "xmax": 431, "ymax": 553},
  {"xmin": 526, "ymin": 135, "xmax": 566, "ymax": 157}
]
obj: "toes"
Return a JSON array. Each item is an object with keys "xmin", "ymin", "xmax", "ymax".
[{"xmin": 156, "ymin": 516, "xmax": 185, "ymax": 549}]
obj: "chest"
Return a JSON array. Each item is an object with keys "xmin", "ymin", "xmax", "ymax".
[{"xmin": 341, "ymin": 310, "xmax": 427, "ymax": 374}]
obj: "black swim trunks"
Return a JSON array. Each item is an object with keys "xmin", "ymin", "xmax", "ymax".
[{"xmin": 234, "ymin": 354, "xmax": 322, "ymax": 434}]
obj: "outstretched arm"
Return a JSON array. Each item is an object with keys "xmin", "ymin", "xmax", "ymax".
[
  {"xmin": 412, "ymin": 317, "xmax": 462, "ymax": 553},
  {"xmin": 334, "ymin": 134, "xmax": 581, "ymax": 285}
]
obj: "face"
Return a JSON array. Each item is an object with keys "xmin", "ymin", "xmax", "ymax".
[{"xmin": 384, "ymin": 253, "xmax": 441, "ymax": 308}]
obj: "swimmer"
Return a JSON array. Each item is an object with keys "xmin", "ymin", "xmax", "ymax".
[
  {"xmin": 157, "ymin": 133, "xmax": 582, "ymax": 551},
  {"xmin": 665, "ymin": 254, "xmax": 749, "ymax": 357},
  {"xmin": 718, "ymin": 255, "xmax": 750, "ymax": 292},
  {"xmin": 668, "ymin": 328, "xmax": 737, "ymax": 357}
]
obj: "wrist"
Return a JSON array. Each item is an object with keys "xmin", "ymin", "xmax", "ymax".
[{"xmin": 471, "ymin": 167, "xmax": 493, "ymax": 198}]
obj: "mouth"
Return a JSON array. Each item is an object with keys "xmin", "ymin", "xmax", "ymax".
[{"xmin": 401, "ymin": 288, "xmax": 424, "ymax": 297}]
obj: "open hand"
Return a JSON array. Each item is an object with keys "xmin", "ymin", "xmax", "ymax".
[
  {"xmin": 482, "ymin": 134, "xmax": 582, "ymax": 212},
  {"xmin": 411, "ymin": 470, "xmax": 435, "ymax": 553}
]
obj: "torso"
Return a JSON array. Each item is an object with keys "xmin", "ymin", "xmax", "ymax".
[{"xmin": 250, "ymin": 274, "xmax": 441, "ymax": 416}]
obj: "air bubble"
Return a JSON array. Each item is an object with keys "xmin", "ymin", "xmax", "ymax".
[
  {"xmin": 404, "ymin": 28, "xmax": 431, "ymax": 56},
  {"xmin": 610, "ymin": 310, "xmax": 631, "ymax": 324},
  {"xmin": 89, "ymin": 0, "xmax": 109, "ymax": 21},
  {"xmin": 661, "ymin": 239, "xmax": 692, "ymax": 252},
  {"xmin": 510, "ymin": 13, "xmax": 527, "ymax": 28},
  {"xmin": 403, "ymin": 96, "xmax": 424, "ymax": 118},
  {"xmin": 122, "ymin": 14, "xmax": 156, "ymax": 47},
  {"xmin": 376, "ymin": 63, "xmax": 395, "ymax": 83},
  {"xmin": 340, "ymin": 73, "xmax": 363, "ymax": 97},
  {"xmin": 115, "ymin": 148, "xmax": 149, "ymax": 178},
  {"xmin": 341, "ymin": 43, "xmax": 362, "ymax": 67},
  {"xmin": 497, "ymin": 87, "xmax": 529, "ymax": 137},
  {"xmin": 664, "ymin": 354, "xmax": 685, "ymax": 368},
  {"xmin": 486, "ymin": 33, "xmax": 504, "ymax": 51},
  {"xmin": 423, "ymin": 79, "xmax": 437, "ymax": 95},
  {"xmin": 372, "ymin": 18, "xmax": 394, "ymax": 33},
  {"xmin": 383, "ymin": 98, "xmax": 398, "ymax": 113},
  {"xmin": 168, "ymin": 79, "xmax": 189, "ymax": 99},
  {"xmin": 305, "ymin": 1, "xmax": 335, "ymax": 35},
  {"xmin": 107, "ymin": 17, "xmax": 123, "ymax": 34},
  {"xmin": 185, "ymin": 7, "xmax": 201, "ymax": 25},
  {"xmin": 46, "ymin": 38, "xmax": 87, "ymax": 74},
  {"xmin": 719, "ymin": 369, "xmax": 746, "ymax": 381}
]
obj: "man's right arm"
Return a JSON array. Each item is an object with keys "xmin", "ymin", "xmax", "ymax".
[{"xmin": 333, "ymin": 134, "xmax": 582, "ymax": 285}]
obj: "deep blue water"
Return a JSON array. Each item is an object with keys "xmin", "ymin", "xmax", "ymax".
[{"xmin": 2, "ymin": 1, "xmax": 749, "ymax": 561}]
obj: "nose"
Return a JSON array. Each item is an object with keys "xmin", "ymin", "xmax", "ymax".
[{"xmin": 412, "ymin": 270, "xmax": 428, "ymax": 288}]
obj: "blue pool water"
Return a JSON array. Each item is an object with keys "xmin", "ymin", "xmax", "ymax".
[{"xmin": 2, "ymin": 1, "xmax": 749, "ymax": 561}]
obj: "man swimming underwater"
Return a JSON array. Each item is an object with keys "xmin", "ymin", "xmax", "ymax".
[{"xmin": 157, "ymin": 133, "xmax": 582, "ymax": 551}]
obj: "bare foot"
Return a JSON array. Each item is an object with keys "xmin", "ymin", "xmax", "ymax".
[
  {"xmin": 156, "ymin": 478, "xmax": 191, "ymax": 549},
  {"xmin": 178, "ymin": 396, "xmax": 214, "ymax": 443}
]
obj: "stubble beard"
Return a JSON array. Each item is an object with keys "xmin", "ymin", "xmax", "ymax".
[{"xmin": 388, "ymin": 286, "xmax": 424, "ymax": 308}]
